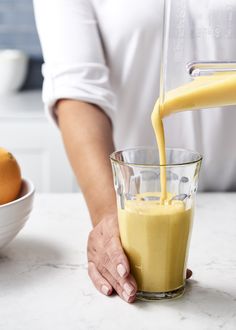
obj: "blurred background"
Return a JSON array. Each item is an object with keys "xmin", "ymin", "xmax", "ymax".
[
  {"xmin": 0, "ymin": 0, "xmax": 42, "ymax": 89},
  {"xmin": 0, "ymin": 0, "xmax": 76, "ymax": 193}
]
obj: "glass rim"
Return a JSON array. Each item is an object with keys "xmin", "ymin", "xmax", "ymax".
[{"xmin": 110, "ymin": 147, "xmax": 203, "ymax": 168}]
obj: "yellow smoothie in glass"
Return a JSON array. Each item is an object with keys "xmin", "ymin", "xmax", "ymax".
[{"xmin": 119, "ymin": 194, "xmax": 193, "ymax": 293}]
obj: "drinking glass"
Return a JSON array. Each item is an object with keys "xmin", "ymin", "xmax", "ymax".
[{"xmin": 110, "ymin": 147, "xmax": 202, "ymax": 301}]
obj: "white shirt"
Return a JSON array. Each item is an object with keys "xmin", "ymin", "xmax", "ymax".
[{"xmin": 33, "ymin": 0, "xmax": 236, "ymax": 191}]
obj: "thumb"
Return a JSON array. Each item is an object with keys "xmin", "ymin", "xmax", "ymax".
[{"xmin": 186, "ymin": 268, "xmax": 192, "ymax": 279}]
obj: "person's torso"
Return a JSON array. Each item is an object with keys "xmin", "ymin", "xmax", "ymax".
[{"xmin": 91, "ymin": 0, "xmax": 236, "ymax": 191}]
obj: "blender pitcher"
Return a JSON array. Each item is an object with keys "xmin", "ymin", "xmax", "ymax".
[
  {"xmin": 160, "ymin": 0, "xmax": 236, "ymax": 112},
  {"xmin": 161, "ymin": 0, "xmax": 236, "ymax": 94},
  {"xmin": 159, "ymin": 0, "xmax": 236, "ymax": 193}
]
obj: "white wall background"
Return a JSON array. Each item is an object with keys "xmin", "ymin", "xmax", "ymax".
[{"xmin": 0, "ymin": 92, "xmax": 78, "ymax": 193}]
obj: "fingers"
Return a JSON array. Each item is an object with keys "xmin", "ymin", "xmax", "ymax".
[
  {"xmin": 106, "ymin": 235, "xmax": 130, "ymax": 277},
  {"xmin": 88, "ymin": 245, "xmax": 136, "ymax": 303},
  {"xmin": 88, "ymin": 261, "xmax": 136, "ymax": 303},
  {"xmin": 87, "ymin": 218, "xmax": 137, "ymax": 303},
  {"xmin": 186, "ymin": 268, "xmax": 192, "ymax": 279},
  {"xmin": 94, "ymin": 268, "xmax": 136, "ymax": 303},
  {"xmin": 99, "ymin": 235, "xmax": 137, "ymax": 294},
  {"xmin": 99, "ymin": 220, "xmax": 130, "ymax": 277},
  {"xmin": 88, "ymin": 261, "xmax": 113, "ymax": 296},
  {"xmin": 97, "ymin": 254, "xmax": 137, "ymax": 296}
]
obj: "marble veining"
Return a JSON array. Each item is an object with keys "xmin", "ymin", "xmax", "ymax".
[{"xmin": 0, "ymin": 193, "xmax": 235, "ymax": 330}]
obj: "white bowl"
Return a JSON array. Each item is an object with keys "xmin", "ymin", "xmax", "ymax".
[
  {"xmin": 0, "ymin": 178, "xmax": 35, "ymax": 249},
  {"xmin": 0, "ymin": 49, "xmax": 29, "ymax": 94}
]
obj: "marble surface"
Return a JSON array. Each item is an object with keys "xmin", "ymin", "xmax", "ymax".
[{"xmin": 0, "ymin": 193, "xmax": 236, "ymax": 330}]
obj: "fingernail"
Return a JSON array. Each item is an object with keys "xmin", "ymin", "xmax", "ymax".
[
  {"xmin": 124, "ymin": 282, "xmax": 135, "ymax": 296},
  {"xmin": 101, "ymin": 285, "xmax": 110, "ymax": 296},
  {"xmin": 117, "ymin": 264, "xmax": 126, "ymax": 277},
  {"xmin": 122, "ymin": 290, "xmax": 130, "ymax": 302}
]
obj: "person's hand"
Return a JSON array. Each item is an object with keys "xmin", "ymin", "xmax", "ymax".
[
  {"xmin": 87, "ymin": 214, "xmax": 193, "ymax": 303},
  {"xmin": 186, "ymin": 269, "xmax": 192, "ymax": 279},
  {"xmin": 87, "ymin": 214, "xmax": 137, "ymax": 303}
]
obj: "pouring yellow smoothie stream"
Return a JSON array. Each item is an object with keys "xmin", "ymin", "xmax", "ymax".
[
  {"xmin": 152, "ymin": 72, "xmax": 236, "ymax": 202},
  {"xmin": 118, "ymin": 71, "xmax": 236, "ymax": 297}
]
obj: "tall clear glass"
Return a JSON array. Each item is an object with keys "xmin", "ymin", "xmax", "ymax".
[{"xmin": 110, "ymin": 147, "xmax": 202, "ymax": 301}]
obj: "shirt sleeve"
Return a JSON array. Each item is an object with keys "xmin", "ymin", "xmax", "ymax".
[{"xmin": 33, "ymin": 0, "xmax": 116, "ymax": 125}]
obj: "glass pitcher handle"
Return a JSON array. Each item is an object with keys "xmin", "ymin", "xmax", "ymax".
[{"xmin": 187, "ymin": 61, "xmax": 236, "ymax": 77}]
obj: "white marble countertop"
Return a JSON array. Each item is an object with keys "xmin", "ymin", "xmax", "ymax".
[{"xmin": 0, "ymin": 193, "xmax": 236, "ymax": 330}]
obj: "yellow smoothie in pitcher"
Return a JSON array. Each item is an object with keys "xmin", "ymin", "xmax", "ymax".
[
  {"xmin": 118, "ymin": 72, "xmax": 236, "ymax": 295},
  {"xmin": 152, "ymin": 73, "xmax": 236, "ymax": 201}
]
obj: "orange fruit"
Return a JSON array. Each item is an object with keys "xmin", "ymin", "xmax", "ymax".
[{"xmin": 0, "ymin": 147, "xmax": 22, "ymax": 205}]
